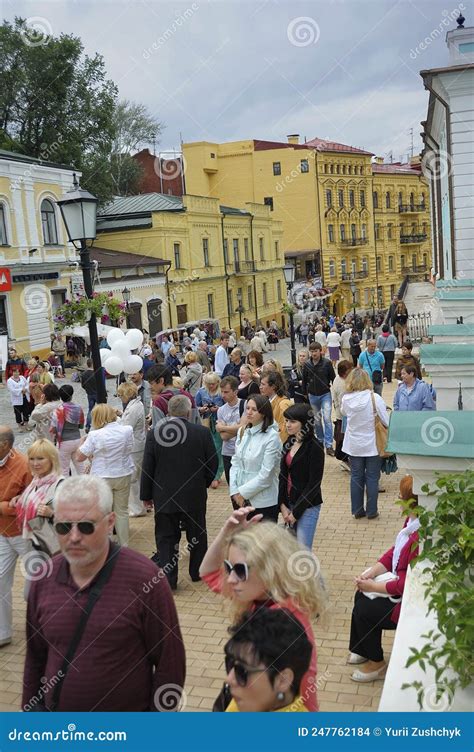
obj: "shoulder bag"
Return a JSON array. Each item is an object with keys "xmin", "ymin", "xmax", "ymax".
[
  {"xmin": 28, "ymin": 478, "xmax": 65, "ymax": 557},
  {"xmin": 47, "ymin": 544, "xmax": 121, "ymax": 711},
  {"xmin": 361, "ymin": 571, "xmax": 401, "ymax": 602},
  {"xmin": 365, "ymin": 352, "xmax": 382, "ymax": 385},
  {"xmin": 370, "ymin": 393, "xmax": 391, "ymax": 457}
]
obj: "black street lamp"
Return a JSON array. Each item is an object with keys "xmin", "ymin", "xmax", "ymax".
[
  {"xmin": 235, "ymin": 290, "xmax": 244, "ymax": 338},
  {"xmin": 283, "ymin": 263, "xmax": 297, "ymax": 367},
  {"xmin": 370, "ymin": 288, "xmax": 376, "ymax": 327},
  {"xmin": 122, "ymin": 286, "xmax": 131, "ymax": 329},
  {"xmin": 56, "ymin": 174, "xmax": 107, "ymax": 404}
]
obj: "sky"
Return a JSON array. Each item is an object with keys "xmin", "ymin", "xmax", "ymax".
[{"xmin": 3, "ymin": 0, "xmax": 466, "ymax": 159}]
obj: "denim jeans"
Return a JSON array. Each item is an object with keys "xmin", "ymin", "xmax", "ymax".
[
  {"xmin": 308, "ymin": 392, "xmax": 333, "ymax": 447},
  {"xmin": 86, "ymin": 395, "xmax": 97, "ymax": 429},
  {"xmin": 295, "ymin": 505, "xmax": 321, "ymax": 549},
  {"xmin": 349, "ymin": 455, "xmax": 382, "ymax": 517}
]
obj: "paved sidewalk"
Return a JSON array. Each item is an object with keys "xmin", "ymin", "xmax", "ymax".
[{"xmin": 0, "ymin": 358, "xmax": 403, "ymax": 713}]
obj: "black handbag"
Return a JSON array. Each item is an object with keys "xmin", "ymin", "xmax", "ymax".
[{"xmin": 365, "ymin": 353, "xmax": 382, "ymax": 384}]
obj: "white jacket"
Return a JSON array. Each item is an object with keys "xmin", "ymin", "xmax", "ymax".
[
  {"xmin": 30, "ymin": 400, "xmax": 61, "ymax": 440},
  {"xmin": 7, "ymin": 376, "xmax": 28, "ymax": 406},
  {"xmin": 341, "ymin": 390, "xmax": 389, "ymax": 457},
  {"xmin": 229, "ymin": 422, "xmax": 281, "ymax": 508},
  {"xmin": 120, "ymin": 397, "xmax": 146, "ymax": 454},
  {"xmin": 326, "ymin": 332, "xmax": 341, "ymax": 348},
  {"xmin": 249, "ymin": 336, "xmax": 267, "ymax": 353}
]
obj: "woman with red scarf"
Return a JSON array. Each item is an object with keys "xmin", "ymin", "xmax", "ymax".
[{"xmin": 50, "ymin": 385, "xmax": 85, "ymax": 477}]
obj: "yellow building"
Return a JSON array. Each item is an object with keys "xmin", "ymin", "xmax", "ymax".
[
  {"xmin": 94, "ymin": 193, "xmax": 284, "ymax": 334},
  {"xmin": 0, "ymin": 149, "xmax": 78, "ymax": 357},
  {"xmin": 183, "ymin": 136, "xmax": 431, "ymax": 317}
]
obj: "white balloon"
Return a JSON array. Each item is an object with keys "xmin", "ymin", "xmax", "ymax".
[
  {"xmin": 99, "ymin": 348, "xmax": 111, "ymax": 364},
  {"xmin": 111, "ymin": 341, "xmax": 131, "ymax": 359},
  {"xmin": 107, "ymin": 328, "xmax": 125, "ymax": 347},
  {"xmin": 104, "ymin": 356, "xmax": 124, "ymax": 376},
  {"xmin": 123, "ymin": 354, "xmax": 143, "ymax": 374},
  {"xmin": 125, "ymin": 329, "xmax": 144, "ymax": 350}
]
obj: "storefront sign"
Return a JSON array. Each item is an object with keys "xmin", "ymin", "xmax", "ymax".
[
  {"xmin": 12, "ymin": 272, "xmax": 59, "ymax": 283},
  {"xmin": 0, "ymin": 269, "xmax": 12, "ymax": 292}
]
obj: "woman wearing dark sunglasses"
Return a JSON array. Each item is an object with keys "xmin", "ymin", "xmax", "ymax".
[
  {"xmin": 224, "ymin": 607, "xmax": 312, "ymax": 712},
  {"xmin": 200, "ymin": 507, "xmax": 327, "ymax": 711}
]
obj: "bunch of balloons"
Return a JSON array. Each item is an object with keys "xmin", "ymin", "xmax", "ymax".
[{"xmin": 99, "ymin": 328, "xmax": 144, "ymax": 376}]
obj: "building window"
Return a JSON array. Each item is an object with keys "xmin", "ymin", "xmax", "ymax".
[
  {"xmin": 262, "ymin": 282, "xmax": 268, "ymax": 306},
  {"xmin": 364, "ymin": 288, "xmax": 370, "ymax": 305},
  {"xmin": 388, "ymin": 255, "xmax": 394, "ymax": 271},
  {"xmin": 341, "ymin": 258, "xmax": 347, "ymax": 275},
  {"xmin": 173, "ymin": 242, "xmax": 181, "ymax": 269},
  {"xmin": 378, "ymin": 287, "xmax": 384, "ymax": 307},
  {"xmin": 375, "ymin": 223, "xmax": 380, "ymax": 240},
  {"xmin": 329, "ymin": 259, "xmax": 336, "ymax": 278},
  {"xmin": 273, "ymin": 162, "xmax": 281, "ymax": 176},
  {"xmin": 247, "ymin": 285, "xmax": 253, "ymax": 310},
  {"xmin": 223, "ymin": 238, "xmax": 229, "ymax": 265},
  {"xmin": 41, "ymin": 198, "xmax": 58, "ymax": 245},
  {"xmin": 340, "ymin": 224, "xmax": 346, "ymax": 241},
  {"xmin": 210, "ymin": 152, "xmax": 216, "ymax": 158},
  {"xmin": 0, "ymin": 204, "xmax": 8, "ymax": 245},
  {"xmin": 361, "ymin": 223, "xmax": 367, "ymax": 239},
  {"xmin": 390, "ymin": 284, "xmax": 396, "ymax": 299},
  {"xmin": 244, "ymin": 237, "xmax": 250, "ymax": 261},
  {"xmin": 421, "ymin": 192, "xmax": 426, "ymax": 208},
  {"xmin": 259, "ymin": 237, "xmax": 264, "ymax": 261},
  {"xmin": 227, "ymin": 288, "xmax": 233, "ymax": 313},
  {"xmin": 398, "ymin": 191, "xmax": 403, "ymax": 207},
  {"xmin": 277, "ymin": 279, "xmax": 282, "ymax": 301},
  {"xmin": 324, "ymin": 164, "xmax": 328, "ymax": 174},
  {"xmin": 410, "ymin": 192, "xmax": 415, "ymax": 208},
  {"xmin": 387, "ymin": 223, "xmax": 392, "ymax": 239},
  {"xmin": 385, "ymin": 192, "xmax": 391, "ymax": 209},
  {"xmin": 336, "ymin": 164, "xmax": 340, "ymax": 174},
  {"xmin": 349, "ymin": 190, "xmax": 355, "ymax": 208},
  {"xmin": 203, "ymin": 237, "xmax": 210, "ymax": 266},
  {"xmin": 51, "ymin": 289, "xmax": 66, "ymax": 314},
  {"xmin": 351, "ymin": 223, "xmax": 356, "ymax": 240},
  {"xmin": 342, "ymin": 165, "xmax": 346, "ymax": 174},
  {"xmin": 360, "ymin": 190, "xmax": 365, "ymax": 207},
  {"xmin": 300, "ymin": 159, "xmax": 309, "ymax": 173},
  {"xmin": 373, "ymin": 191, "xmax": 378, "ymax": 209},
  {"xmin": 422, "ymin": 222, "xmax": 427, "ymax": 234},
  {"xmin": 264, "ymin": 196, "xmax": 274, "ymax": 211},
  {"xmin": 330, "ymin": 164, "xmax": 334, "ymax": 174},
  {"xmin": 207, "ymin": 293, "xmax": 214, "ymax": 318},
  {"xmin": 376, "ymin": 256, "xmax": 382, "ymax": 272},
  {"xmin": 328, "ymin": 224, "xmax": 334, "ymax": 243},
  {"xmin": 351, "ymin": 258, "xmax": 357, "ymax": 274},
  {"xmin": 412, "ymin": 253, "xmax": 417, "ymax": 270},
  {"xmin": 326, "ymin": 189, "xmax": 332, "ymax": 207},
  {"xmin": 338, "ymin": 189, "xmax": 344, "ymax": 207},
  {"xmin": 233, "ymin": 238, "xmax": 240, "ymax": 267},
  {"xmin": 348, "ymin": 165, "xmax": 352, "ymax": 175},
  {"xmin": 362, "ymin": 256, "xmax": 368, "ymax": 273},
  {"xmin": 147, "ymin": 298, "xmax": 163, "ymax": 336},
  {"xmin": 401, "ymin": 254, "xmax": 405, "ymax": 269},
  {"xmin": 275, "ymin": 240, "xmax": 279, "ymax": 258}
]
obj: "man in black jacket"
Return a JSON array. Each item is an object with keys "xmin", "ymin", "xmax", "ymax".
[
  {"xmin": 301, "ymin": 342, "xmax": 336, "ymax": 456},
  {"xmin": 140, "ymin": 395, "xmax": 218, "ymax": 590}
]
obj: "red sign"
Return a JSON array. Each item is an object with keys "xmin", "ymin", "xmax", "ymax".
[{"xmin": 0, "ymin": 269, "xmax": 11, "ymax": 292}]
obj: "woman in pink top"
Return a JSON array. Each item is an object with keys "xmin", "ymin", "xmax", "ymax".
[{"xmin": 200, "ymin": 507, "xmax": 327, "ymax": 711}]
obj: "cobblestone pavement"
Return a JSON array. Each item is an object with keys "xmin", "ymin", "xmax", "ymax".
[{"xmin": 0, "ymin": 346, "xmax": 403, "ymax": 712}]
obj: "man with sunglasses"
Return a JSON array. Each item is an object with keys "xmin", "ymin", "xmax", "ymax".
[{"xmin": 22, "ymin": 475, "xmax": 185, "ymax": 712}]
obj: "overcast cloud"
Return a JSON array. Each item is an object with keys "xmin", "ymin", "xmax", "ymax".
[{"xmin": 4, "ymin": 0, "xmax": 465, "ymax": 159}]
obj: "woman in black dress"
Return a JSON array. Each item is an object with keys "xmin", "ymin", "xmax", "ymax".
[{"xmin": 236, "ymin": 364, "xmax": 260, "ymax": 400}]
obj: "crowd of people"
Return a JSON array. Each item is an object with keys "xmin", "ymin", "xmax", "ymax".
[{"xmin": 0, "ymin": 299, "xmax": 433, "ymax": 712}]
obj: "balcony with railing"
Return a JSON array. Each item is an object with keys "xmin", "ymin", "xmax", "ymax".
[
  {"xmin": 402, "ymin": 264, "xmax": 428, "ymax": 274},
  {"xmin": 340, "ymin": 237, "xmax": 369, "ymax": 247},
  {"xmin": 400, "ymin": 233, "xmax": 428, "ymax": 244},
  {"xmin": 399, "ymin": 204, "xmax": 426, "ymax": 213},
  {"xmin": 234, "ymin": 260, "xmax": 256, "ymax": 274},
  {"xmin": 341, "ymin": 271, "xmax": 369, "ymax": 282}
]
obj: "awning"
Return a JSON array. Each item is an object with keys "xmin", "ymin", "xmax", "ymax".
[{"xmin": 61, "ymin": 323, "xmax": 121, "ymax": 343}]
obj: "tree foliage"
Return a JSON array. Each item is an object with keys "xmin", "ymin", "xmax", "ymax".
[{"xmin": 109, "ymin": 100, "xmax": 163, "ymax": 196}]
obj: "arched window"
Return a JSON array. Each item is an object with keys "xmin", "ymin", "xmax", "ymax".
[
  {"xmin": 147, "ymin": 298, "xmax": 163, "ymax": 337},
  {"xmin": 348, "ymin": 166, "xmax": 352, "ymax": 175},
  {"xmin": 385, "ymin": 192, "xmax": 391, "ymax": 209},
  {"xmin": 342, "ymin": 165, "xmax": 346, "ymax": 174},
  {"xmin": 41, "ymin": 199, "xmax": 58, "ymax": 245},
  {"xmin": 0, "ymin": 202, "xmax": 8, "ymax": 245}
]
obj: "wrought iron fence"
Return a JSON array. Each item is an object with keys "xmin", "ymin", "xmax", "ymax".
[{"xmin": 407, "ymin": 312, "xmax": 432, "ymax": 342}]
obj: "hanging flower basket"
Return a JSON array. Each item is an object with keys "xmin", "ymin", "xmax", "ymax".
[{"xmin": 53, "ymin": 292, "xmax": 127, "ymax": 330}]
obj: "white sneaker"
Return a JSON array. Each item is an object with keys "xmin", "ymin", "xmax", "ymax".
[{"xmin": 347, "ymin": 652, "xmax": 367, "ymax": 665}]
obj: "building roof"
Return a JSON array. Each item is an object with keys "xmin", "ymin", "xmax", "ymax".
[
  {"xmin": 96, "ymin": 217, "xmax": 153, "ymax": 232},
  {"xmin": 0, "ymin": 148, "xmax": 75, "ymax": 172},
  {"xmin": 90, "ymin": 247, "xmax": 169, "ymax": 269},
  {"xmin": 372, "ymin": 162, "xmax": 422, "ymax": 174},
  {"xmin": 386, "ymin": 411, "xmax": 473, "ymax": 459},
  {"xmin": 100, "ymin": 193, "xmax": 184, "ymax": 216},
  {"xmin": 252, "ymin": 138, "xmax": 373, "ymax": 155},
  {"xmin": 420, "ymin": 62, "xmax": 474, "ymax": 77}
]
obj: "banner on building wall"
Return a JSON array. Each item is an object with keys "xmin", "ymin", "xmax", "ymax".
[{"xmin": 0, "ymin": 334, "xmax": 8, "ymax": 373}]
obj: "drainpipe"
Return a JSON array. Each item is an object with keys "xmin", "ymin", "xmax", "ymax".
[
  {"xmin": 249, "ymin": 214, "xmax": 259, "ymax": 326},
  {"xmin": 421, "ymin": 74, "xmax": 456, "ymax": 277},
  {"xmin": 313, "ymin": 151, "xmax": 325, "ymax": 284},
  {"xmin": 371, "ymin": 180, "xmax": 379, "ymax": 308},
  {"xmin": 164, "ymin": 261, "xmax": 172, "ymax": 328},
  {"xmin": 220, "ymin": 214, "xmax": 231, "ymax": 328}
]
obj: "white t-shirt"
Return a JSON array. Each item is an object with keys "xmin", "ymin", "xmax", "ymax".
[{"xmin": 80, "ymin": 422, "xmax": 134, "ymax": 478}]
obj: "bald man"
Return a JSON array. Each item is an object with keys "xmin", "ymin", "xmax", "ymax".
[{"xmin": 0, "ymin": 426, "xmax": 32, "ymax": 646}]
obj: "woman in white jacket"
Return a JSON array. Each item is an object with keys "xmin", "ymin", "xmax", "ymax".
[
  {"xmin": 229, "ymin": 394, "xmax": 282, "ymax": 522},
  {"xmin": 341, "ymin": 369, "xmax": 389, "ymax": 520},
  {"xmin": 7, "ymin": 370, "xmax": 30, "ymax": 430},
  {"xmin": 117, "ymin": 381, "xmax": 147, "ymax": 517}
]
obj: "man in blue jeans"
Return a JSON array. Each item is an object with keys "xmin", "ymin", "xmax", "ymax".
[{"xmin": 302, "ymin": 342, "xmax": 336, "ymax": 456}]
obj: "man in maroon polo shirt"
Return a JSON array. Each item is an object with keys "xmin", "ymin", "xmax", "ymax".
[{"xmin": 22, "ymin": 475, "xmax": 186, "ymax": 712}]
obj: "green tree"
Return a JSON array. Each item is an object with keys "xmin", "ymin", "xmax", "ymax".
[{"xmin": 109, "ymin": 100, "xmax": 163, "ymax": 196}]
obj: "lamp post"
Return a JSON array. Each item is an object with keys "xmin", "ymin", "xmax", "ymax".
[
  {"xmin": 235, "ymin": 290, "xmax": 244, "ymax": 338},
  {"xmin": 283, "ymin": 263, "xmax": 297, "ymax": 367},
  {"xmin": 56, "ymin": 174, "xmax": 107, "ymax": 404},
  {"xmin": 350, "ymin": 276, "xmax": 357, "ymax": 327},
  {"xmin": 122, "ymin": 286, "xmax": 131, "ymax": 329},
  {"xmin": 370, "ymin": 288, "xmax": 376, "ymax": 327}
]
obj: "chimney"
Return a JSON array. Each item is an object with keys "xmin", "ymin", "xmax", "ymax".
[
  {"xmin": 287, "ymin": 134, "xmax": 300, "ymax": 145},
  {"xmin": 374, "ymin": 156, "xmax": 384, "ymax": 164}
]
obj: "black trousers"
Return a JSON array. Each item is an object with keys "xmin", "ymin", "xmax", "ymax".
[
  {"xmin": 223, "ymin": 455, "xmax": 232, "ymax": 486},
  {"xmin": 247, "ymin": 504, "xmax": 279, "ymax": 523},
  {"xmin": 383, "ymin": 351, "xmax": 395, "ymax": 383},
  {"xmin": 13, "ymin": 399, "xmax": 30, "ymax": 425},
  {"xmin": 349, "ymin": 590, "xmax": 397, "ymax": 662},
  {"xmin": 154, "ymin": 508, "xmax": 208, "ymax": 589}
]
